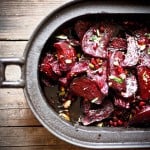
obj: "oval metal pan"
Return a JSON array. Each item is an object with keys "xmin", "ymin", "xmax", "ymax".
[{"xmin": 24, "ymin": 0, "xmax": 150, "ymax": 149}]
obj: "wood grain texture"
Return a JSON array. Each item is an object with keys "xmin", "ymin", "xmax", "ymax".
[
  {"xmin": 0, "ymin": 148, "xmax": 148, "ymax": 150},
  {"xmin": 0, "ymin": 146, "xmax": 89, "ymax": 150},
  {"xmin": 0, "ymin": 16, "xmax": 44, "ymax": 40},
  {"xmin": 0, "ymin": 127, "xmax": 90, "ymax": 150},
  {"xmin": 0, "ymin": 0, "xmax": 71, "ymax": 16},
  {"xmin": 0, "ymin": 89, "xmax": 27, "ymax": 109},
  {"xmin": 0, "ymin": 108, "xmax": 40, "ymax": 126},
  {"xmin": 0, "ymin": 41, "xmax": 27, "ymax": 57},
  {"xmin": 0, "ymin": 0, "xmax": 71, "ymax": 40},
  {"xmin": 0, "ymin": 127, "xmax": 65, "ymax": 146}
]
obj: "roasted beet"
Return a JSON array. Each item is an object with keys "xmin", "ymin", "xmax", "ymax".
[
  {"xmin": 54, "ymin": 41, "xmax": 77, "ymax": 71},
  {"xmin": 122, "ymin": 21, "xmax": 143, "ymax": 31},
  {"xmin": 129, "ymin": 105, "xmax": 150, "ymax": 127},
  {"xmin": 139, "ymin": 45, "xmax": 150, "ymax": 68},
  {"xmin": 81, "ymin": 99, "xmax": 114, "ymax": 126},
  {"xmin": 59, "ymin": 77, "xmax": 68, "ymax": 87},
  {"xmin": 87, "ymin": 60, "xmax": 108, "ymax": 96},
  {"xmin": 114, "ymin": 98, "xmax": 130, "ymax": 109},
  {"xmin": 70, "ymin": 77, "xmax": 104, "ymax": 104},
  {"xmin": 40, "ymin": 53, "xmax": 61, "ymax": 79},
  {"xmin": 137, "ymin": 66, "xmax": 150, "ymax": 100},
  {"xmin": 108, "ymin": 51, "xmax": 126, "ymax": 92},
  {"xmin": 59, "ymin": 60, "xmax": 89, "ymax": 87},
  {"xmin": 134, "ymin": 28, "xmax": 150, "ymax": 45},
  {"xmin": 108, "ymin": 37, "xmax": 127, "ymax": 51},
  {"xmin": 74, "ymin": 20, "xmax": 92, "ymax": 40},
  {"xmin": 121, "ymin": 75, "xmax": 138, "ymax": 98},
  {"xmin": 122, "ymin": 36, "xmax": 139, "ymax": 67},
  {"xmin": 82, "ymin": 23, "xmax": 116, "ymax": 58},
  {"xmin": 67, "ymin": 60, "xmax": 89, "ymax": 80}
]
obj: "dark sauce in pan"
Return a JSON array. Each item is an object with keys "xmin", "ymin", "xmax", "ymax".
[{"xmin": 39, "ymin": 14, "xmax": 150, "ymax": 127}]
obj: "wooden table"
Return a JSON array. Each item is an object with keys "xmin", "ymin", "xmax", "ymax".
[{"xmin": 0, "ymin": 1, "xmax": 149, "ymax": 150}]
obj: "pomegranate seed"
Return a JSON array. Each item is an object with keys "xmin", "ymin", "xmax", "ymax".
[
  {"xmin": 109, "ymin": 120, "xmax": 113, "ymax": 125},
  {"xmin": 95, "ymin": 64, "xmax": 100, "ymax": 69},
  {"xmin": 137, "ymin": 37, "xmax": 146, "ymax": 45},
  {"xmin": 96, "ymin": 58, "xmax": 103, "ymax": 65},
  {"xmin": 117, "ymin": 119, "xmax": 123, "ymax": 126},
  {"xmin": 113, "ymin": 121, "xmax": 118, "ymax": 127},
  {"xmin": 113, "ymin": 116, "xmax": 118, "ymax": 121},
  {"xmin": 117, "ymin": 66, "xmax": 124, "ymax": 74},
  {"xmin": 139, "ymin": 101, "xmax": 146, "ymax": 107},
  {"xmin": 93, "ymin": 45, "xmax": 97, "ymax": 50},
  {"xmin": 91, "ymin": 58, "xmax": 97, "ymax": 65}
]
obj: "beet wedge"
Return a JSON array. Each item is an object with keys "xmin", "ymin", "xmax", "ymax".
[
  {"xmin": 137, "ymin": 66, "xmax": 150, "ymax": 100},
  {"xmin": 81, "ymin": 99, "xmax": 114, "ymax": 126},
  {"xmin": 82, "ymin": 23, "xmax": 117, "ymax": 58},
  {"xmin": 129, "ymin": 105, "xmax": 150, "ymax": 127},
  {"xmin": 70, "ymin": 77, "xmax": 104, "ymax": 104},
  {"xmin": 54, "ymin": 41, "xmax": 76, "ymax": 71}
]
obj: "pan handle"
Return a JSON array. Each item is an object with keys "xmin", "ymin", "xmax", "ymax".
[{"xmin": 0, "ymin": 57, "xmax": 25, "ymax": 88}]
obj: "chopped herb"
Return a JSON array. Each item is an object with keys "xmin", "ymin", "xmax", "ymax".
[
  {"xmin": 147, "ymin": 48, "xmax": 150, "ymax": 55},
  {"xmin": 89, "ymin": 35, "xmax": 101, "ymax": 42},
  {"xmin": 145, "ymin": 33, "xmax": 150, "ymax": 39},
  {"xmin": 109, "ymin": 75, "xmax": 124, "ymax": 84}
]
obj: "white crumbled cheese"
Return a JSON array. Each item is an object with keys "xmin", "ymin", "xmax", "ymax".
[
  {"xmin": 65, "ymin": 59, "xmax": 72, "ymax": 64},
  {"xmin": 119, "ymin": 73, "xmax": 126, "ymax": 80},
  {"xmin": 91, "ymin": 97, "xmax": 99, "ymax": 103}
]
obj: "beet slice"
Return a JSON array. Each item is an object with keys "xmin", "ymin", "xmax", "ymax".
[
  {"xmin": 122, "ymin": 36, "xmax": 139, "ymax": 67},
  {"xmin": 54, "ymin": 41, "xmax": 76, "ymax": 71},
  {"xmin": 58, "ymin": 61, "xmax": 89, "ymax": 87},
  {"xmin": 108, "ymin": 51, "xmax": 126, "ymax": 92},
  {"xmin": 140, "ymin": 45, "xmax": 150, "ymax": 68},
  {"xmin": 87, "ymin": 60, "xmax": 108, "ymax": 96},
  {"xmin": 70, "ymin": 77, "xmax": 103, "ymax": 104},
  {"xmin": 67, "ymin": 60, "xmax": 89, "ymax": 80},
  {"xmin": 74, "ymin": 20, "xmax": 92, "ymax": 40},
  {"xmin": 81, "ymin": 99, "xmax": 114, "ymax": 126},
  {"xmin": 39, "ymin": 53, "xmax": 61, "ymax": 79},
  {"xmin": 137, "ymin": 66, "xmax": 150, "ymax": 100},
  {"xmin": 121, "ymin": 75, "xmax": 138, "ymax": 98},
  {"xmin": 129, "ymin": 105, "xmax": 150, "ymax": 127},
  {"xmin": 108, "ymin": 37, "xmax": 127, "ymax": 51},
  {"xmin": 114, "ymin": 96, "xmax": 130, "ymax": 109},
  {"xmin": 82, "ymin": 23, "xmax": 116, "ymax": 58}
]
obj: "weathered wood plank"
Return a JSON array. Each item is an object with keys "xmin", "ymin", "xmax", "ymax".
[
  {"xmin": 0, "ymin": 89, "xmax": 28, "ymax": 109},
  {"xmin": 0, "ymin": 16, "xmax": 44, "ymax": 40},
  {"xmin": 0, "ymin": 146, "xmax": 89, "ymax": 150},
  {"xmin": 0, "ymin": 41, "xmax": 27, "ymax": 57},
  {"xmin": 0, "ymin": 127, "xmax": 67, "ymax": 146},
  {"xmin": 0, "ymin": 0, "xmax": 70, "ymax": 16},
  {"xmin": 0, "ymin": 147, "xmax": 147, "ymax": 150},
  {"xmin": 1, "ymin": 148, "xmax": 149, "ymax": 150},
  {"xmin": 0, "ymin": 0, "xmax": 71, "ymax": 40},
  {"xmin": 0, "ymin": 108, "xmax": 40, "ymax": 126}
]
